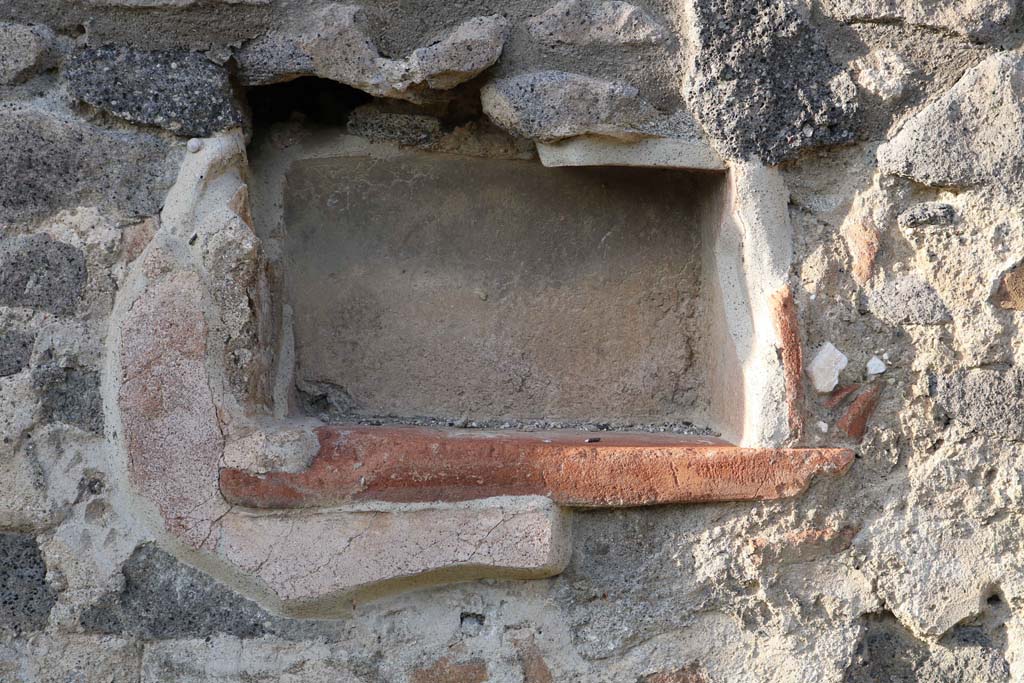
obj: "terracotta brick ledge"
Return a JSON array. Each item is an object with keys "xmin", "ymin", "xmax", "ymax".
[{"xmin": 219, "ymin": 426, "xmax": 853, "ymax": 509}]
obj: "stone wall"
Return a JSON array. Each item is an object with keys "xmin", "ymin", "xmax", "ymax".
[{"xmin": 1, "ymin": 0, "xmax": 1023, "ymax": 680}]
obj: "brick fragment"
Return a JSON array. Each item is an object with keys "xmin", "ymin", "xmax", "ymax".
[
  {"xmin": 410, "ymin": 657, "xmax": 488, "ymax": 683},
  {"xmin": 836, "ymin": 383, "xmax": 884, "ymax": 441},
  {"xmin": 771, "ymin": 285, "xmax": 804, "ymax": 440},
  {"xmin": 639, "ymin": 663, "xmax": 710, "ymax": 683}
]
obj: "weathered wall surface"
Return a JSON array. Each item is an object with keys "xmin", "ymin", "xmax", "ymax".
[{"xmin": 2, "ymin": 0, "xmax": 1024, "ymax": 680}]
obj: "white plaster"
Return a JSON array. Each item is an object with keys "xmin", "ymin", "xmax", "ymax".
[{"xmin": 537, "ymin": 135, "xmax": 726, "ymax": 170}]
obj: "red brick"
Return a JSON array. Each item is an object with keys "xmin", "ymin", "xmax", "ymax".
[
  {"xmin": 836, "ymin": 383, "xmax": 883, "ymax": 441},
  {"xmin": 995, "ymin": 264, "xmax": 1024, "ymax": 310},
  {"xmin": 410, "ymin": 657, "xmax": 488, "ymax": 683},
  {"xmin": 824, "ymin": 384, "xmax": 860, "ymax": 409},
  {"xmin": 514, "ymin": 635, "xmax": 554, "ymax": 683},
  {"xmin": 845, "ymin": 215, "xmax": 880, "ymax": 286},
  {"xmin": 749, "ymin": 525, "xmax": 857, "ymax": 567},
  {"xmin": 771, "ymin": 285, "xmax": 805, "ymax": 440},
  {"xmin": 219, "ymin": 426, "xmax": 853, "ymax": 509}
]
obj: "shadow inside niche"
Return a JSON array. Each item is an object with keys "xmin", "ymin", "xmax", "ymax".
[{"xmin": 246, "ymin": 76, "xmax": 371, "ymax": 127}]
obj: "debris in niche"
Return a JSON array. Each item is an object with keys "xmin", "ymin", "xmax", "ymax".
[{"xmin": 296, "ymin": 380, "xmax": 718, "ymax": 437}]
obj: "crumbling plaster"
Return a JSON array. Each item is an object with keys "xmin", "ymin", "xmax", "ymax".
[{"xmin": 2, "ymin": 0, "xmax": 1024, "ymax": 680}]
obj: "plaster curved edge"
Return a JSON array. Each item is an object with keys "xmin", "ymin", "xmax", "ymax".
[
  {"xmin": 102, "ymin": 130, "xmax": 572, "ymax": 617},
  {"xmin": 727, "ymin": 162, "xmax": 795, "ymax": 447}
]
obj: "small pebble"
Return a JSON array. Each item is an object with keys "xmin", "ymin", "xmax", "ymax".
[
  {"xmin": 817, "ymin": 421, "xmax": 829, "ymax": 433},
  {"xmin": 866, "ymin": 355, "xmax": 887, "ymax": 375},
  {"xmin": 186, "ymin": 138, "xmax": 203, "ymax": 153}
]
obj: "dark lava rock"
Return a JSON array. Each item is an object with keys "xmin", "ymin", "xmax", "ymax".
[
  {"xmin": 687, "ymin": 0, "xmax": 859, "ymax": 165},
  {"xmin": 31, "ymin": 361, "xmax": 103, "ymax": 433},
  {"xmin": 844, "ymin": 614, "xmax": 928, "ymax": 682},
  {"xmin": 0, "ymin": 330, "xmax": 33, "ymax": 377},
  {"xmin": 0, "ymin": 234, "xmax": 86, "ymax": 316},
  {"xmin": 80, "ymin": 544, "xmax": 274, "ymax": 640},
  {"xmin": 0, "ymin": 105, "xmax": 176, "ymax": 223},
  {"xmin": 898, "ymin": 202, "xmax": 957, "ymax": 231},
  {"xmin": 65, "ymin": 47, "xmax": 244, "ymax": 137},
  {"xmin": 0, "ymin": 533, "xmax": 57, "ymax": 635}
]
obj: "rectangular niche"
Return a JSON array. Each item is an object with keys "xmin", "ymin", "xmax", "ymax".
[{"xmin": 256, "ymin": 137, "xmax": 730, "ymax": 432}]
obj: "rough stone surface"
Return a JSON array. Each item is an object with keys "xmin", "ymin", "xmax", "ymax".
[
  {"xmin": 897, "ymin": 202, "xmax": 956, "ymax": 230},
  {"xmin": 994, "ymin": 262, "xmax": 1024, "ymax": 310},
  {"xmin": 80, "ymin": 544, "xmax": 274, "ymax": 639},
  {"xmin": 302, "ymin": 6, "xmax": 509, "ymax": 101},
  {"xmin": 526, "ymin": 0, "xmax": 667, "ymax": 46},
  {"xmin": 0, "ymin": 533, "xmax": 56, "ymax": 634},
  {"xmin": 0, "ymin": 234, "xmax": 86, "ymax": 315},
  {"xmin": 65, "ymin": 47, "xmax": 244, "ymax": 136},
  {"xmin": 853, "ymin": 49, "xmax": 914, "ymax": 102},
  {"xmin": 686, "ymin": 0, "xmax": 859, "ymax": 164},
  {"xmin": 0, "ymin": 22, "xmax": 50, "ymax": 85},
  {"xmin": 826, "ymin": 0, "xmax": 1019, "ymax": 41},
  {"xmin": 0, "ymin": 105, "xmax": 176, "ymax": 222},
  {"xmin": 481, "ymin": 70, "xmax": 668, "ymax": 141},
  {"xmin": 867, "ymin": 274, "xmax": 951, "ymax": 325},
  {"xmin": 878, "ymin": 53, "xmax": 1024, "ymax": 190},
  {"xmin": 31, "ymin": 361, "xmax": 103, "ymax": 433},
  {"xmin": 0, "ymin": 330, "xmax": 33, "ymax": 377},
  {"xmin": 2, "ymin": 1, "xmax": 1024, "ymax": 680},
  {"xmin": 936, "ymin": 368, "xmax": 1024, "ymax": 441}
]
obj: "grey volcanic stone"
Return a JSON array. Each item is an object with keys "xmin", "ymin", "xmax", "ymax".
[
  {"xmin": 0, "ymin": 330, "xmax": 33, "ymax": 377},
  {"xmin": 879, "ymin": 54, "xmax": 1024, "ymax": 190},
  {"xmin": 236, "ymin": 35, "xmax": 313, "ymax": 86},
  {"xmin": 481, "ymin": 70, "xmax": 663, "ymax": 141},
  {"xmin": 31, "ymin": 362, "xmax": 102, "ymax": 433},
  {"xmin": 867, "ymin": 274, "xmax": 951, "ymax": 325},
  {"xmin": 0, "ymin": 105, "xmax": 176, "ymax": 222},
  {"xmin": 0, "ymin": 22, "xmax": 51, "ymax": 85},
  {"xmin": 302, "ymin": 6, "xmax": 509, "ymax": 101},
  {"xmin": 936, "ymin": 368, "xmax": 1024, "ymax": 441},
  {"xmin": 687, "ymin": 0, "xmax": 859, "ymax": 164},
  {"xmin": 843, "ymin": 614, "xmax": 928, "ymax": 682},
  {"xmin": 80, "ymin": 544, "xmax": 273, "ymax": 639},
  {"xmin": 0, "ymin": 234, "xmax": 86, "ymax": 316},
  {"xmin": 0, "ymin": 533, "xmax": 56, "ymax": 635},
  {"xmin": 346, "ymin": 104, "xmax": 443, "ymax": 146},
  {"xmin": 898, "ymin": 202, "xmax": 956, "ymax": 230},
  {"xmin": 65, "ymin": 47, "xmax": 243, "ymax": 136},
  {"xmin": 827, "ymin": 0, "xmax": 1018, "ymax": 42},
  {"xmin": 526, "ymin": 0, "xmax": 667, "ymax": 46},
  {"xmin": 844, "ymin": 613, "xmax": 1009, "ymax": 681}
]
